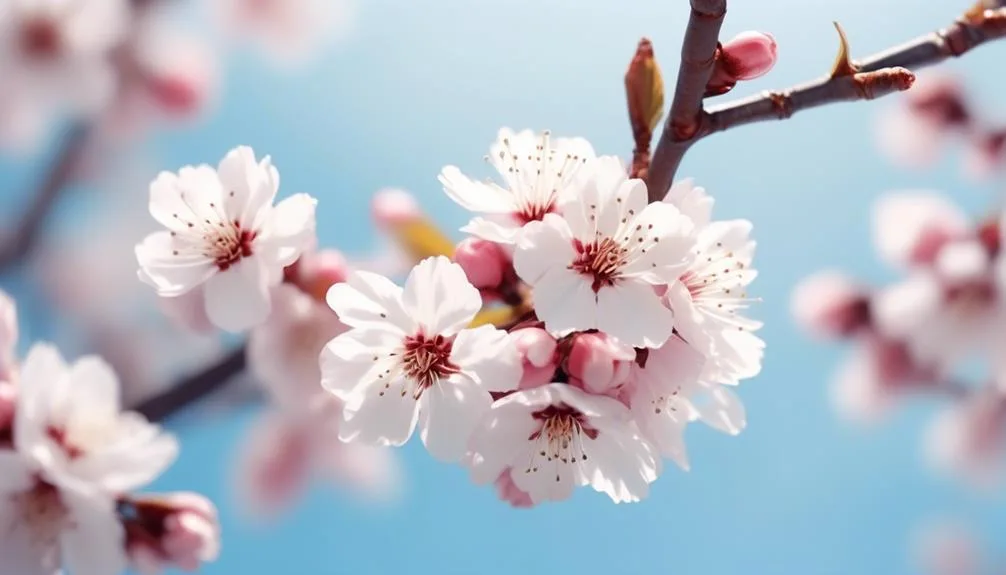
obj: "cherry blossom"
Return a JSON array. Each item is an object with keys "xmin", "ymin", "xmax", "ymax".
[
  {"xmin": 514, "ymin": 156, "xmax": 695, "ymax": 347},
  {"xmin": 871, "ymin": 191, "xmax": 969, "ymax": 270},
  {"xmin": 790, "ymin": 270, "xmax": 871, "ymax": 339},
  {"xmin": 925, "ymin": 386, "xmax": 1006, "ymax": 489},
  {"xmin": 135, "ymin": 146, "xmax": 318, "ymax": 332},
  {"xmin": 661, "ymin": 180, "xmax": 763, "ymax": 385},
  {"xmin": 0, "ymin": 0, "xmax": 131, "ymax": 151},
  {"xmin": 124, "ymin": 492, "xmax": 221, "ymax": 574},
  {"xmin": 321, "ymin": 256, "xmax": 521, "ymax": 462},
  {"xmin": 0, "ymin": 343, "xmax": 179, "ymax": 575},
  {"xmin": 440, "ymin": 128, "xmax": 596, "ymax": 244},
  {"xmin": 467, "ymin": 383, "xmax": 660, "ymax": 504}
]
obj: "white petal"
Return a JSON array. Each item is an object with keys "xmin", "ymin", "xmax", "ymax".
[
  {"xmin": 596, "ymin": 281, "xmax": 675, "ymax": 348},
  {"xmin": 531, "ymin": 267, "xmax": 597, "ymax": 337},
  {"xmin": 621, "ymin": 201, "xmax": 696, "ymax": 282},
  {"xmin": 513, "ymin": 215, "xmax": 575, "ymax": 285},
  {"xmin": 694, "ymin": 387, "xmax": 747, "ymax": 435},
  {"xmin": 663, "ymin": 178, "xmax": 713, "ymax": 229},
  {"xmin": 256, "ymin": 193, "xmax": 318, "ymax": 268},
  {"xmin": 320, "ymin": 328, "xmax": 402, "ymax": 398},
  {"xmin": 450, "ymin": 326, "xmax": 521, "ymax": 392},
  {"xmin": 419, "ymin": 376, "xmax": 493, "ymax": 462},
  {"xmin": 71, "ymin": 413, "xmax": 179, "ymax": 492},
  {"xmin": 582, "ymin": 426, "xmax": 661, "ymax": 503},
  {"xmin": 15, "ymin": 343, "xmax": 68, "ymax": 456},
  {"xmin": 466, "ymin": 395, "xmax": 541, "ymax": 485},
  {"xmin": 935, "ymin": 239, "xmax": 988, "ymax": 282},
  {"xmin": 439, "ymin": 166, "xmax": 514, "ymax": 213},
  {"xmin": 871, "ymin": 274, "xmax": 942, "ymax": 339},
  {"xmin": 61, "ymin": 357, "xmax": 121, "ymax": 430},
  {"xmin": 461, "ymin": 217, "xmax": 522, "ymax": 245},
  {"xmin": 0, "ymin": 500, "xmax": 55, "ymax": 575},
  {"xmin": 216, "ymin": 146, "xmax": 280, "ymax": 229},
  {"xmin": 203, "ymin": 257, "xmax": 272, "ymax": 332},
  {"xmin": 147, "ymin": 166, "xmax": 225, "ymax": 233},
  {"xmin": 326, "ymin": 271, "xmax": 410, "ymax": 332},
  {"xmin": 401, "ymin": 256, "xmax": 481, "ymax": 336},
  {"xmin": 135, "ymin": 231, "xmax": 216, "ymax": 296},
  {"xmin": 339, "ymin": 389, "xmax": 421, "ymax": 448},
  {"xmin": 59, "ymin": 484, "xmax": 127, "ymax": 575}
]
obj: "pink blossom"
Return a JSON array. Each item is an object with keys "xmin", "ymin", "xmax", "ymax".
[
  {"xmin": 566, "ymin": 332, "xmax": 635, "ymax": 395},
  {"xmin": 962, "ymin": 130, "xmax": 1006, "ymax": 181},
  {"xmin": 790, "ymin": 270, "xmax": 871, "ymax": 339},
  {"xmin": 453, "ymin": 237, "xmax": 510, "ymax": 290},
  {"xmin": 289, "ymin": 249, "xmax": 350, "ymax": 302},
  {"xmin": 124, "ymin": 492, "xmax": 220, "ymax": 574},
  {"xmin": 372, "ymin": 188, "xmax": 422, "ymax": 229},
  {"xmin": 510, "ymin": 326, "xmax": 558, "ymax": 390},
  {"xmin": 925, "ymin": 387, "xmax": 1006, "ymax": 489},
  {"xmin": 158, "ymin": 288, "xmax": 216, "ymax": 334},
  {"xmin": 871, "ymin": 191, "xmax": 968, "ymax": 270},
  {"xmin": 875, "ymin": 72, "xmax": 969, "ymax": 168},
  {"xmin": 913, "ymin": 521, "xmax": 983, "ymax": 575},
  {"xmin": 830, "ymin": 336, "xmax": 934, "ymax": 424},
  {"xmin": 0, "ymin": 289, "xmax": 18, "ymax": 381}
]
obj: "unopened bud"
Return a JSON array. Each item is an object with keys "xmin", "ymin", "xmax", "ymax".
[
  {"xmin": 566, "ymin": 332, "xmax": 636, "ymax": 394},
  {"xmin": 625, "ymin": 38, "xmax": 665, "ymax": 138},
  {"xmin": 124, "ymin": 492, "xmax": 220, "ymax": 574},
  {"xmin": 706, "ymin": 31, "xmax": 777, "ymax": 96},
  {"xmin": 291, "ymin": 249, "xmax": 350, "ymax": 301},
  {"xmin": 511, "ymin": 326, "xmax": 558, "ymax": 390},
  {"xmin": 453, "ymin": 238, "xmax": 510, "ymax": 290}
]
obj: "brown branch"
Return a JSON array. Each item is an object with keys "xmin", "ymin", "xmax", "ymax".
[
  {"xmin": 648, "ymin": 0, "xmax": 726, "ymax": 199},
  {"xmin": 132, "ymin": 347, "xmax": 247, "ymax": 423},
  {"xmin": 0, "ymin": 124, "xmax": 91, "ymax": 269},
  {"xmin": 646, "ymin": 4, "xmax": 1006, "ymax": 202}
]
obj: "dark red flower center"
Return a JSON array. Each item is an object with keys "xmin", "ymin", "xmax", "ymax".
[
  {"xmin": 569, "ymin": 238, "xmax": 626, "ymax": 293},
  {"xmin": 19, "ymin": 18, "xmax": 62, "ymax": 60},
  {"xmin": 401, "ymin": 333, "xmax": 459, "ymax": 397}
]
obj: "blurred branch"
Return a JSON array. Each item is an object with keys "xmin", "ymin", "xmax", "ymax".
[
  {"xmin": 646, "ymin": 3, "xmax": 1006, "ymax": 202},
  {"xmin": 132, "ymin": 347, "xmax": 247, "ymax": 423},
  {"xmin": 0, "ymin": 124, "xmax": 91, "ymax": 270}
]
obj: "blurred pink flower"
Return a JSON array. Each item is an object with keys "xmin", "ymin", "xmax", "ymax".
[
  {"xmin": 790, "ymin": 270, "xmax": 871, "ymax": 339},
  {"xmin": 211, "ymin": 0, "xmax": 355, "ymax": 67},
  {"xmin": 926, "ymin": 387, "xmax": 1006, "ymax": 489},
  {"xmin": 913, "ymin": 521, "xmax": 983, "ymax": 575},
  {"xmin": 830, "ymin": 336, "xmax": 934, "ymax": 424},
  {"xmin": 962, "ymin": 129, "xmax": 1006, "ymax": 181},
  {"xmin": 235, "ymin": 403, "xmax": 401, "ymax": 517},
  {"xmin": 0, "ymin": 289, "xmax": 18, "ymax": 381},
  {"xmin": 871, "ymin": 191, "xmax": 969, "ymax": 270},
  {"xmin": 874, "ymin": 72, "xmax": 970, "ymax": 168}
]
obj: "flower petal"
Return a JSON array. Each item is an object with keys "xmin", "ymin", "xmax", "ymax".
[
  {"xmin": 216, "ymin": 146, "xmax": 280, "ymax": 229},
  {"xmin": 203, "ymin": 257, "xmax": 272, "ymax": 332},
  {"xmin": 596, "ymin": 281, "xmax": 675, "ymax": 348},
  {"xmin": 59, "ymin": 484, "xmax": 127, "ymax": 575},
  {"xmin": 621, "ymin": 201, "xmax": 696, "ymax": 282},
  {"xmin": 135, "ymin": 231, "xmax": 216, "ymax": 297},
  {"xmin": 513, "ymin": 214, "xmax": 575, "ymax": 285},
  {"xmin": 15, "ymin": 343, "xmax": 68, "ymax": 456},
  {"xmin": 694, "ymin": 387, "xmax": 747, "ymax": 435},
  {"xmin": 338, "ymin": 388, "xmax": 421, "ymax": 448},
  {"xmin": 0, "ymin": 451, "xmax": 33, "ymax": 494},
  {"xmin": 450, "ymin": 325, "xmax": 521, "ymax": 392},
  {"xmin": 466, "ymin": 397, "xmax": 540, "ymax": 485},
  {"xmin": 256, "ymin": 193, "xmax": 318, "ymax": 268},
  {"xmin": 401, "ymin": 256, "xmax": 481, "ymax": 336},
  {"xmin": 71, "ymin": 413, "xmax": 179, "ymax": 492},
  {"xmin": 326, "ymin": 271, "xmax": 410, "ymax": 332},
  {"xmin": 531, "ymin": 267, "xmax": 597, "ymax": 337},
  {"xmin": 439, "ymin": 166, "xmax": 514, "ymax": 213},
  {"xmin": 61, "ymin": 357, "xmax": 121, "ymax": 430},
  {"xmin": 419, "ymin": 376, "xmax": 493, "ymax": 462},
  {"xmin": 320, "ymin": 328, "xmax": 402, "ymax": 398}
]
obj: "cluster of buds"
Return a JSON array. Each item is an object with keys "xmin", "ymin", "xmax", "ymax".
[
  {"xmin": 876, "ymin": 72, "xmax": 1006, "ymax": 179},
  {"xmin": 793, "ymin": 190, "xmax": 1006, "ymax": 488},
  {"xmin": 0, "ymin": 291, "xmax": 219, "ymax": 575}
]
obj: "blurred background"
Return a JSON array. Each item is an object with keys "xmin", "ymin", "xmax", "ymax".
[{"xmin": 2, "ymin": 0, "xmax": 1005, "ymax": 573}]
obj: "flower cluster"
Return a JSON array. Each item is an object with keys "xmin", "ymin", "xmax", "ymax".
[
  {"xmin": 320, "ymin": 128, "xmax": 764, "ymax": 505},
  {"xmin": 875, "ymin": 72, "xmax": 1006, "ymax": 180},
  {"xmin": 0, "ymin": 291, "xmax": 219, "ymax": 575},
  {"xmin": 134, "ymin": 130, "xmax": 763, "ymax": 508},
  {"xmin": 792, "ymin": 190, "xmax": 1006, "ymax": 488}
]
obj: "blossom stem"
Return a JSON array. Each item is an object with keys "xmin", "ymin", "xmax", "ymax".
[
  {"xmin": 132, "ymin": 348, "xmax": 247, "ymax": 422},
  {"xmin": 645, "ymin": 3, "xmax": 1006, "ymax": 202},
  {"xmin": 0, "ymin": 124, "xmax": 91, "ymax": 270}
]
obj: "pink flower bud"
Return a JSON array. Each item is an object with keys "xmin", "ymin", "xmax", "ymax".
[
  {"xmin": 511, "ymin": 327, "xmax": 558, "ymax": 390},
  {"xmin": 453, "ymin": 238, "xmax": 510, "ymax": 290},
  {"xmin": 566, "ymin": 332, "xmax": 636, "ymax": 395},
  {"xmin": 124, "ymin": 492, "xmax": 220, "ymax": 574},
  {"xmin": 372, "ymin": 188, "xmax": 422, "ymax": 229},
  {"xmin": 790, "ymin": 270, "xmax": 871, "ymax": 339},
  {"xmin": 158, "ymin": 288, "xmax": 215, "ymax": 334},
  {"xmin": 721, "ymin": 31, "xmax": 777, "ymax": 80},
  {"xmin": 290, "ymin": 249, "xmax": 350, "ymax": 301}
]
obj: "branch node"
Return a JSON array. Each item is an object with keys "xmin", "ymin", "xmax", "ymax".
[
  {"xmin": 852, "ymin": 67, "xmax": 916, "ymax": 100},
  {"xmin": 829, "ymin": 21, "xmax": 860, "ymax": 78},
  {"xmin": 767, "ymin": 92, "xmax": 794, "ymax": 119}
]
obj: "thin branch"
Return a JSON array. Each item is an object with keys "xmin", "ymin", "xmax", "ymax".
[
  {"xmin": 0, "ymin": 124, "xmax": 91, "ymax": 269},
  {"xmin": 648, "ymin": 0, "xmax": 726, "ymax": 198},
  {"xmin": 132, "ymin": 347, "xmax": 247, "ymax": 423},
  {"xmin": 646, "ymin": 4, "xmax": 1006, "ymax": 202}
]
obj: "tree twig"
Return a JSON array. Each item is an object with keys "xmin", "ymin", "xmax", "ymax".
[
  {"xmin": 646, "ymin": 4, "xmax": 1006, "ymax": 202},
  {"xmin": 0, "ymin": 124, "xmax": 91, "ymax": 270},
  {"xmin": 132, "ymin": 347, "xmax": 247, "ymax": 423}
]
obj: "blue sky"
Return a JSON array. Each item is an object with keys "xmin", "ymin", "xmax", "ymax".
[{"xmin": 3, "ymin": 0, "xmax": 1006, "ymax": 573}]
